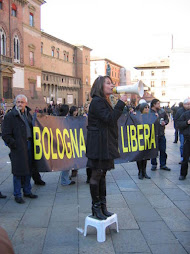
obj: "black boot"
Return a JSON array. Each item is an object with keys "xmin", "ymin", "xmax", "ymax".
[
  {"xmin": 138, "ymin": 170, "xmax": 144, "ymax": 179},
  {"xmin": 100, "ymin": 197, "xmax": 114, "ymax": 217},
  {"xmin": 137, "ymin": 161, "xmax": 143, "ymax": 179},
  {"xmin": 142, "ymin": 160, "xmax": 151, "ymax": 179},
  {"xmin": 0, "ymin": 192, "xmax": 6, "ymax": 199},
  {"xmin": 92, "ymin": 202, "xmax": 107, "ymax": 220},
  {"xmin": 143, "ymin": 171, "xmax": 151, "ymax": 179},
  {"xmin": 90, "ymin": 184, "xmax": 107, "ymax": 220},
  {"xmin": 99, "ymin": 173, "xmax": 113, "ymax": 217}
]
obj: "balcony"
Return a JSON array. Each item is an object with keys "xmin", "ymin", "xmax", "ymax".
[{"xmin": 0, "ymin": 55, "xmax": 13, "ymax": 66}]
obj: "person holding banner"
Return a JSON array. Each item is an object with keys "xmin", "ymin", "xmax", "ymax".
[
  {"xmin": 59, "ymin": 104, "xmax": 75, "ymax": 186},
  {"xmin": 2, "ymin": 95, "xmax": 38, "ymax": 204},
  {"xmin": 150, "ymin": 99, "xmax": 171, "ymax": 171},
  {"xmin": 136, "ymin": 103, "xmax": 151, "ymax": 180},
  {"xmin": 86, "ymin": 76, "xmax": 128, "ymax": 220}
]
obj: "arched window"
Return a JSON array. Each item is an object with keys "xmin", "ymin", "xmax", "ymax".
[
  {"xmin": 12, "ymin": 3, "xmax": 17, "ymax": 17},
  {"xmin": 14, "ymin": 35, "xmax": 20, "ymax": 62},
  {"xmin": 51, "ymin": 49, "xmax": 54, "ymax": 57},
  {"xmin": 41, "ymin": 42, "xmax": 43, "ymax": 53},
  {"xmin": 0, "ymin": 28, "xmax": 6, "ymax": 55},
  {"xmin": 29, "ymin": 12, "xmax": 34, "ymax": 26}
]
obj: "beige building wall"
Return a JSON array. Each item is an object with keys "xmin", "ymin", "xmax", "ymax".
[
  {"xmin": 134, "ymin": 59, "xmax": 170, "ymax": 105},
  {"xmin": 76, "ymin": 46, "xmax": 91, "ymax": 105}
]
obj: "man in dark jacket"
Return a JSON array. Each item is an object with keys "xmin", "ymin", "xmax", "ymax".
[
  {"xmin": 150, "ymin": 99, "xmax": 171, "ymax": 171},
  {"xmin": 171, "ymin": 103, "xmax": 180, "ymax": 143},
  {"xmin": 174, "ymin": 98, "xmax": 190, "ymax": 163},
  {"xmin": 2, "ymin": 95, "xmax": 38, "ymax": 204},
  {"xmin": 178, "ymin": 106, "xmax": 190, "ymax": 180}
]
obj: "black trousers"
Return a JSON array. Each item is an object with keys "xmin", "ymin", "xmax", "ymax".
[
  {"xmin": 86, "ymin": 168, "xmax": 92, "ymax": 180},
  {"xmin": 180, "ymin": 139, "xmax": 190, "ymax": 176},
  {"xmin": 32, "ymin": 168, "xmax": 42, "ymax": 182},
  {"xmin": 174, "ymin": 121, "xmax": 179, "ymax": 142},
  {"xmin": 90, "ymin": 169, "xmax": 107, "ymax": 204},
  {"xmin": 136, "ymin": 160, "xmax": 147, "ymax": 171}
]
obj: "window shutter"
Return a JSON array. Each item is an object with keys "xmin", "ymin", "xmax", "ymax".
[{"xmin": 12, "ymin": 3, "xmax": 17, "ymax": 10}]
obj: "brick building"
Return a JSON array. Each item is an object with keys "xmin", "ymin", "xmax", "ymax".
[
  {"xmin": 90, "ymin": 57, "xmax": 122, "ymax": 87},
  {"xmin": 0, "ymin": 0, "xmax": 91, "ymax": 110}
]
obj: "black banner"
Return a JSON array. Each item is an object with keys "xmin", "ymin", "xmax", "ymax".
[{"xmin": 33, "ymin": 113, "xmax": 158, "ymax": 172}]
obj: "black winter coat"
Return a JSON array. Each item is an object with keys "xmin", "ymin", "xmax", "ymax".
[
  {"xmin": 2, "ymin": 106, "xmax": 33, "ymax": 176},
  {"xmin": 178, "ymin": 110, "xmax": 190, "ymax": 139},
  {"xmin": 86, "ymin": 96, "xmax": 125, "ymax": 160},
  {"xmin": 174, "ymin": 107, "xmax": 186, "ymax": 131},
  {"xmin": 150, "ymin": 108, "xmax": 169, "ymax": 136}
]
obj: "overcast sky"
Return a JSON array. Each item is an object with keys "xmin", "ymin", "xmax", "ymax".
[{"xmin": 41, "ymin": 0, "xmax": 190, "ymax": 69}]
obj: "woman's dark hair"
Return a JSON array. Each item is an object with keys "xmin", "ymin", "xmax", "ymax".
[
  {"xmin": 69, "ymin": 106, "xmax": 78, "ymax": 116},
  {"xmin": 90, "ymin": 76, "xmax": 113, "ymax": 98},
  {"xmin": 139, "ymin": 103, "xmax": 149, "ymax": 113},
  {"xmin": 151, "ymin": 99, "xmax": 160, "ymax": 108},
  {"xmin": 59, "ymin": 104, "xmax": 69, "ymax": 116}
]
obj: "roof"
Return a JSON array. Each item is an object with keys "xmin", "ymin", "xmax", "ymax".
[
  {"xmin": 41, "ymin": 32, "xmax": 91, "ymax": 51},
  {"xmin": 74, "ymin": 45, "xmax": 92, "ymax": 51},
  {"xmin": 134, "ymin": 58, "xmax": 170, "ymax": 69},
  {"xmin": 90, "ymin": 56, "xmax": 124, "ymax": 68}
]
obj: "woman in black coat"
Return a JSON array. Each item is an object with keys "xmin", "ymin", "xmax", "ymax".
[{"xmin": 86, "ymin": 76, "xmax": 127, "ymax": 220}]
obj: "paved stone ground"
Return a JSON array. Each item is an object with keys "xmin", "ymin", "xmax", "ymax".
[{"xmin": 0, "ymin": 122, "xmax": 190, "ymax": 254}]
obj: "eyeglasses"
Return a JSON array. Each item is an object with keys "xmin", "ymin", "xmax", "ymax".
[{"xmin": 16, "ymin": 101, "xmax": 26, "ymax": 104}]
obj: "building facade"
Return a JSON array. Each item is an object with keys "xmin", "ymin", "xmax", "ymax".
[
  {"xmin": 0, "ymin": 0, "xmax": 91, "ymax": 110},
  {"xmin": 41, "ymin": 33, "xmax": 91, "ymax": 106},
  {"xmin": 0, "ymin": 0, "xmax": 46, "ymax": 110},
  {"xmin": 167, "ymin": 48, "xmax": 190, "ymax": 104},
  {"xmin": 134, "ymin": 58, "xmax": 170, "ymax": 106},
  {"xmin": 90, "ymin": 57, "xmax": 122, "ymax": 87}
]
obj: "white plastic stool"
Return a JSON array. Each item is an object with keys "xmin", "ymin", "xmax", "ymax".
[{"xmin": 84, "ymin": 213, "xmax": 119, "ymax": 242}]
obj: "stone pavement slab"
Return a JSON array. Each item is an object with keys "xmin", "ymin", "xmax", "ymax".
[
  {"xmin": 12, "ymin": 227, "xmax": 47, "ymax": 254},
  {"xmin": 138, "ymin": 221, "xmax": 178, "ymax": 244},
  {"xmin": 128, "ymin": 204, "xmax": 162, "ymax": 222},
  {"xmin": 149, "ymin": 243, "xmax": 188, "ymax": 254},
  {"xmin": 173, "ymin": 231, "xmax": 190, "ymax": 253},
  {"xmin": 111, "ymin": 229, "xmax": 151, "ymax": 253}
]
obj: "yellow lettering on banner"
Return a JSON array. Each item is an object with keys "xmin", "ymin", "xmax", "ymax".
[
  {"xmin": 130, "ymin": 125, "xmax": 137, "ymax": 152},
  {"xmin": 127, "ymin": 125, "xmax": 131, "ymax": 152},
  {"xmin": 79, "ymin": 128, "xmax": 86, "ymax": 157},
  {"xmin": 121, "ymin": 126, "xmax": 128, "ymax": 153},
  {"xmin": 150, "ymin": 124, "xmax": 156, "ymax": 149},
  {"xmin": 56, "ymin": 128, "xmax": 65, "ymax": 159},
  {"xmin": 50, "ymin": 128, "xmax": 58, "ymax": 159},
  {"xmin": 70, "ymin": 129, "xmax": 79, "ymax": 158},
  {"xmin": 137, "ymin": 125, "xmax": 144, "ymax": 151},
  {"xmin": 63, "ymin": 129, "xmax": 72, "ymax": 159},
  {"xmin": 33, "ymin": 127, "xmax": 42, "ymax": 160},
  {"xmin": 42, "ymin": 127, "xmax": 50, "ymax": 160},
  {"xmin": 144, "ymin": 124, "xmax": 150, "ymax": 149}
]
